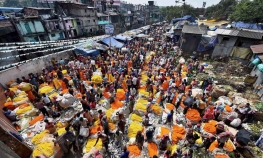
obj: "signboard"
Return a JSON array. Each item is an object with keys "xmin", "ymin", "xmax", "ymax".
[{"xmin": 105, "ymin": 25, "xmax": 114, "ymax": 34}]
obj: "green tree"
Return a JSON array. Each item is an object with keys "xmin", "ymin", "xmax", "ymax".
[
  {"xmin": 3, "ymin": 0, "xmax": 21, "ymax": 7},
  {"xmin": 205, "ymin": 0, "xmax": 237, "ymax": 20},
  {"xmin": 160, "ymin": 4, "xmax": 200, "ymax": 22},
  {"xmin": 230, "ymin": 0, "xmax": 263, "ymax": 23}
]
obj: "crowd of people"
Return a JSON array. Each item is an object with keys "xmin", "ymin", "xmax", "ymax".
[{"xmin": 3, "ymin": 24, "xmax": 260, "ymax": 158}]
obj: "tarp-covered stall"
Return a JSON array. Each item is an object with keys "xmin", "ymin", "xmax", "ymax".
[
  {"xmin": 101, "ymin": 37, "xmax": 124, "ymax": 48},
  {"xmin": 114, "ymin": 34, "xmax": 133, "ymax": 41},
  {"xmin": 74, "ymin": 49, "xmax": 100, "ymax": 56},
  {"xmin": 197, "ymin": 35, "xmax": 218, "ymax": 52}
]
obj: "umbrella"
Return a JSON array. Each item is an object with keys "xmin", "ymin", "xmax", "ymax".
[{"xmin": 236, "ymin": 129, "xmax": 250, "ymax": 146}]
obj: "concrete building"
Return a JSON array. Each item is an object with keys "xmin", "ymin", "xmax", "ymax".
[
  {"xmin": 57, "ymin": 2, "xmax": 98, "ymax": 36},
  {"xmin": 0, "ymin": 18, "xmax": 20, "ymax": 43},
  {"xmin": 12, "ymin": 7, "xmax": 53, "ymax": 42}
]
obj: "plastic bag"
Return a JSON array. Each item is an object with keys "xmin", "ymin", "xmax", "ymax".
[{"xmin": 79, "ymin": 126, "xmax": 89, "ymax": 137}]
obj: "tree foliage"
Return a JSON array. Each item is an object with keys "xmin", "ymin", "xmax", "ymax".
[
  {"xmin": 3, "ymin": 0, "xmax": 20, "ymax": 7},
  {"xmin": 160, "ymin": 4, "xmax": 201, "ymax": 22},
  {"xmin": 205, "ymin": 0, "xmax": 237, "ymax": 21},
  {"xmin": 230, "ymin": 0, "xmax": 263, "ymax": 23}
]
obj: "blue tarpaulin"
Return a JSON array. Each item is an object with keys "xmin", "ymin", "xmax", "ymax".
[
  {"xmin": 101, "ymin": 37, "xmax": 124, "ymax": 48},
  {"xmin": 232, "ymin": 22, "xmax": 263, "ymax": 30},
  {"xmin": 74, "ymin": 48, "xmax": 100, "ymax": 56},
  {"xmin": 197, "ymin": 35, "xmax": 218, "ymax": 52},
  {"xmin": 0, "ymin": 16, "xmax": 7, "ymax": 20},
  {"xmin": 171, "ymin": 15, "xmax": 195, "ymax": 24},
  {"xmin": 114, "ymin": 34, "xmax": 133, "ymax": 41}
]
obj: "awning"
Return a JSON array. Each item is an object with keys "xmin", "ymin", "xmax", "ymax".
[
  {"xmin": 101, "ymin": 37, "xmax": 124, "ymax": 48},
  {"xmin": 74, "ymin": 49, "xmax": 100, "ymax": 56},
  {"xmin": 136, "ymin": 34, "xmax": 149, "ymax": 38},
  {"xmin": 75, "ymin": 39, "xmax": 108, "ymax": 51},
  {"xmin": 114, "ymin": 34, "xmax": 133, "ymax": 41}
]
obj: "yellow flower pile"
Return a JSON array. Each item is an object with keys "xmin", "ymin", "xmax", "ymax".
[
  {"xmin": 62, "ymin": 70, "xmax": 67, "ymax": 74},
  {"xmin": 141, "ymin": 75, "xmax": 148, "ymax": 83},
  {"xmin": 106, "ymin": 108, "xmax": 115, "ymax": 122},
  {"xmin": 167, "ymin": 144, "xmax": 177, "ymax": 155},
  {"xmin": 39, "ymin": 86, "xmax": 54, "ymax": 95},
  {"xmin": 131, "ymin": 114, "xmax": 143, "ymax": 122},
  {"xmin": 57, "ymin": 128, "xmax": 66, "ymax": 136},
  {"xmin": 138, "ymin": 89, "xmax": 149, "ymax": 97},
  {"xmin": 151, "ymin": 104, "xmax": 162, "ymax": 115},
  {"xmin": 17, "ymin": 91, "xmax": 28, "ymax": 97},
  {"xmin": 128, "ymin": 122, "xmax": 143, "ymax": 138},
  {"xmin": 49, "ymin": 92, "xmax": 59, "ymax": 100},
  {"xmin": 32, "ymin": 130, "xmax": 49, "ymax": 145},
  {"xmin": 32, "ymin": 142, "xmax": 54, "ymax": 157},
  {"xmin": 85, "ymin": 138, "xmax": 103, "ymax": 153},
  {"xmin": 16, "ymin": 105, "xmax": 33, "ymax": 115},
  {"xmin": 94, "ymin": 120, "xmax": 101, "ymax": 126},
  {"xmin": 134, "ymin": 103, "xmax": 147, "ymax": 113},
  {"xmin": 137, "ymin": 98, "xmax": 148, "ymax": 105},
  {"xmin": 13, "ymin": 96, "xmax": 27, "ymax": 102},
  {"xmin": 91, "ymin": 75, "xmax": 103, "ymax": 84},
  {"xmin": 55, "ymin": 122, "xmax": 68, "ymax": 128}
]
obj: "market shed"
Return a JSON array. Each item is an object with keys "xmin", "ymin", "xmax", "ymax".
[
  {"xmin": 211, "ymin": 29, "xmax": 263, "ymax": 63},
  {"xmin": 180, "ymin": 25, "xmax": 207, "ymax": 53}
]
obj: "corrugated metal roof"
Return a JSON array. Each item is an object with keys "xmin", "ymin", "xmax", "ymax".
[
  {"xmin": 182, "ymin": 25, "xmax": 207, "ymax": 34},
  {"xmin": 215, "ymin": 28, "xmax": 263, "ymax": 39},
  {"xmin": 250, "ymin": 44, "xmax": 263, "ymax": 54},
  {"xmin": 238, "ymin": 30, "xmax": 263, "ymax": 40}
]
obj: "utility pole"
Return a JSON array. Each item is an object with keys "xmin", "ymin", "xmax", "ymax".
[{"xmin": 55, "ymin": 2, "xmax": 69, "ymax": 39}]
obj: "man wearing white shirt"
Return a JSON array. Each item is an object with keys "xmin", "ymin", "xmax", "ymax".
[
  {"xmin": 42, "ymin": 93, "xmax": 51, "ymax": 107},
  {"xmin": 132, "ymin": 76, "xmax": 137, "ymax": 88}
]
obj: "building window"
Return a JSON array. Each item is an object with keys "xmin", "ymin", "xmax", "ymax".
[
  {"xmin": 77, "ymin": 21, "xmax": 81, "ymax": 25},
  {"xmin": 90, "ymin": 29, "xmax": 92, "ymax": 32},
  {"xmin": 51, "ymin": 33, "xmax": 56, "ymax": 37},
  {"xmin": 93, "ymin": 19, "xmax": 96, "ymax": 23},
  {"xmin": 85, "ymin": 9, "xmax": 87, "ymax": 13},
  {"xmin": 65, "ymin": 20, "xmax": 68, "ymax": 23},
  {"xmin": 88, "ymin": 20, "xmax": 90, "ymax": 23}
]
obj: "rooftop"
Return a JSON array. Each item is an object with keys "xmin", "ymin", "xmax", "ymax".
[
  {"xmin": 182, "ymin": 25, "xmax": 207, "ymax": 34},
  {"xmin": 250, "ymin": 44, "xmax": 263, "ymax": 54},
  {"xmin": 215, "ymin": 28, "xmax": 263, "ymax": 40}
]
